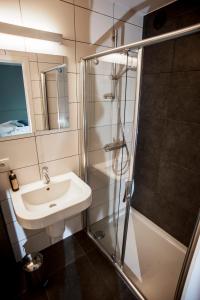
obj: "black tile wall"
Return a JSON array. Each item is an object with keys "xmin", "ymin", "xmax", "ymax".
[{"xmin": 132, "ymin": 1, "xmax": 200, "ymax": 246}]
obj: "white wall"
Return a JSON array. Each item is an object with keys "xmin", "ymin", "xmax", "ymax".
[{"xmin": 0, "ymin": 0, "xmax": 173, "ymax": 261}]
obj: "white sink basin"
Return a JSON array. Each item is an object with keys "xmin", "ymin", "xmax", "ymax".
[{"xmin": 11, "ymin": 172, "xmax": 92, "ymax": 230}]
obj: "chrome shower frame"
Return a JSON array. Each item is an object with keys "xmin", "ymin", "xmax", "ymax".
[{"xmin": 80, "ymin": 23, "xmax": 200, "ymax": 300}]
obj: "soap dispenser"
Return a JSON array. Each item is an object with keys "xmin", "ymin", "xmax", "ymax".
[{"xmin": 9, "ymin": 170, "xmax": 19, "ymax": 192}]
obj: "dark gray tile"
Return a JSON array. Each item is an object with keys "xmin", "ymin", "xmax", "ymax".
[
  {"xmin": 19, "ymin": 289, "xmax": 48, "ymax": 300},
  {"xmin": 74, "ymin": 230, "xmax": 96, "ymax": 254},
  {"xmin": 157, "ymin": 161, "xmax": 200, "ymax": 245},
  {"xmin": 137, "ymin": 117, "xmax": 166, "ymax": 156},
  {"xmin": 143, "ymin": 7, "xmax": 179, "ymax": 38},
  {"xmin": 167, "ymin": 71, "xmax": 200, "ymax": 124},
  {"xmin": 87, "ymin": 247, "xmax": 138, "ymax": 300},
  {"xmin": 134, "ymin": 117, "xmax": 166, "ymax": 191},
  {"xmin": 132, "ymin": 183, "xmax": 162, "ymax": 227},
  {"xmin": 41, "ymin": 235, "xmax": 85, "ymax": 277},
  {"xmin": 161, "ymin": 120, "xmax": 200, "ymax": 173},
  {"xmin": 46, "ymin": 255, "xmax": 113, "ymax": 300},
  {"xmin": 142, "ymin": 40, "xmax": 174, "ymax": 74},
  {"xmin": 143, "ymin": 2, "xmax": 200, "ymax": 39},
  {"xmin": 140, "ymin": 73, "xmax": 170, "ymax": 119},
  {"xmin": 173, "ymin": 33, "xmax": 200, "ymax": 71}
]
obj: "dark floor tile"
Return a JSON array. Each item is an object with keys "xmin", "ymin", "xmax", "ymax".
[
  {"xmin": 41, "ymin": 235, "xmax": 85, "ymax": 277},
  {"xmin": 18, "ymin": 289, "xmax": 48, "ymax": 300},
  {"xmin": 74, "ymin": 230, "xmax": 96, "ymax": 254},
  {"xmin": 87, "ymin": 247, "xmax": 138, "ymax": 300},
  {"xmin": 46, "ymin": 254, "xmax": 113, "ymax": 300}
]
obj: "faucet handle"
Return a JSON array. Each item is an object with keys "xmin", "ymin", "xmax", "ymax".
[{"xmin": 42, "ymin": 166, "xmax": 48, "ymax": 172}]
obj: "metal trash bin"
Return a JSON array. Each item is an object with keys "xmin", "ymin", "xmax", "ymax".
[{"xmin": 22, "ymin": 252, "xmax": 47, "ymax": 289}]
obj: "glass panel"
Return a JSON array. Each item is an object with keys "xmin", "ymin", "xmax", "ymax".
[{"xmin": 85, "ymin": 50, "xmax": 139, "ymax": 263}]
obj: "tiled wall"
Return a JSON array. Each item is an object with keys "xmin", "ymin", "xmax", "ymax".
[
  {"xmin": 0, "ymin": 0, "xmax": 144, "ymax": 261},
  {"xmin": 132, "ymin": 1, "xmax": 200, "ymax": 246}
]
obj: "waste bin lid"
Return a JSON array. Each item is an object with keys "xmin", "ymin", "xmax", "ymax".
[{"xmin": 22, "ymin": 252, "xmax": 43, "ymax": 272}]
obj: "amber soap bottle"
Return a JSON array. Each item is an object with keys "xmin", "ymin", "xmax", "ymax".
[{"xmin": 9, "ymin": 170, "xmax": 19, "ymax": 192}]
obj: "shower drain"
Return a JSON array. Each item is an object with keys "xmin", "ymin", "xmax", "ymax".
[{"xmin": 93, "ymin": 230, "xmax": 105, "ymax": 240}]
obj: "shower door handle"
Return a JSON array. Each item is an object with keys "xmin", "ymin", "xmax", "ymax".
[{"xmin": 123, "ymin": 180, "xmax": 134, "ymax": 202}]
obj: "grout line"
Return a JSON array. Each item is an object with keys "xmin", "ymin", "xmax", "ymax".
[
  {"xmin": 38, "ymin": 153, "xmax": 80, "ymax": 165},
  {"xmin": 65, "ymin": 1, "xmax": 143, "ymax": 29}
]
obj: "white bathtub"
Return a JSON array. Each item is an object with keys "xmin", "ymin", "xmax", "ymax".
[{"xmin": 124, "ymin": 208, "xmax": 187, "ymax": 300}]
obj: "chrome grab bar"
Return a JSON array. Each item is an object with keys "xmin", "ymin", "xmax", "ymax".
[{"xmin": 104, "ymin": 141, "xmax": 126, "ymax": 152}]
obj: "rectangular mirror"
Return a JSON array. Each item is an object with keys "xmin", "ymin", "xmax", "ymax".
[
  {"xmin": 41, "ymin": 64, "xmax": 69, "ymax": 130},
  {"xmin": 0, "ymin": 49, "xmax": 69, "ymax": 139},
  {"xmin": 0, "ymin": 61, "xmax": 30, "ymax": 137}
]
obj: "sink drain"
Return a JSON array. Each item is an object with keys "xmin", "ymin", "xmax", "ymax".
[{"xmin": 49, "ymin": 203, "xmax": 56, "ymax": 208}]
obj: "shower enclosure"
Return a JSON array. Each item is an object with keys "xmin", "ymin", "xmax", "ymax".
[{"xmin": 80, "ymin": 23, "xmax": 200, "ymax": 300}]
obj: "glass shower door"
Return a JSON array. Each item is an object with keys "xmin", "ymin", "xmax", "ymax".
[{"xmin": 83, "ymin": 50, "xmax": 140, "ymax": 263}]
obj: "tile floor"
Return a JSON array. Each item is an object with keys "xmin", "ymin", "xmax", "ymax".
[{"xmin": 10, "ymin": 231, "xmax": 138, "ymax": 300}]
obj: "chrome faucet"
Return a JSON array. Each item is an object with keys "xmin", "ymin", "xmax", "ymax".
[{"xmin": 42, "ymin": 166, "xmax": 50, "ymax": 184}]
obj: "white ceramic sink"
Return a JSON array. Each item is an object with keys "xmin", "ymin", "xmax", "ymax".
[{"xmin": 11, "ymin": 172, "xmax": 92, "ymax": 231}]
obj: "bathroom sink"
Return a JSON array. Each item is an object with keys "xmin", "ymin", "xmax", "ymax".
[{"xmin": 11, "ymin": 172, "xmax": 92, "ymax": 230}]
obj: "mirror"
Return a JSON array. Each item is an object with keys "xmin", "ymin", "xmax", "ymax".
[
  {"xmin": 41, "ymin": 64, "xmax": 69, "ymax": 130},
  {"xmin": 0, "ymin": 61, "xmax": 30, "ymax": 137},
  {"xmin": 0, "ymin": 49, "xmax": 69, "ymax": 138}
]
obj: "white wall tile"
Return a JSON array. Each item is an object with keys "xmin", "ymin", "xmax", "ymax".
[
  {"xmin": 74, "ymin": 0, "xmax": 113, "ymax": 17},
  {"xmin": 63, "ymin": 40, "xmax": 76, "ymax": 73},
  {"xmin": 40, "ymin": 154, "xmax": 79, "ymax": 177},
  {"xmin": 67, "ymin": 73, "xmax": 77, "ymax": 102},
  {"xmin": 29, "ymin": 62, "xmax": 39, "ymax": 80},
  {"xmin": 33, "ymin": 98, "xmax": 44, "ymax": 114},
  {"xmin": 113, "ymin": 0, "xmax": 144, "ymax": 27},
  {"xmin": 20, "ymin": 0, "xmax": 75, "ymax": 40},
  {"xmin": 36, "ymin": 130, "xmax": 79, "ymax": 162},
  {"xmin": 46, "ymin": 80, "xmax": 57, "ymax": 97},
  {"xmin": 31, "ymin": 80, "xmax": 42, "ymax": 98},
  {"xmin": 0, "ymin": 137, "xmax": 38, "ymax": 169},
  {"xmin": 68, "ymin": 102, "xmax": 78, "ymax": 130},
  {"xmin": 88, "ymin": 125, "xmax": 113, "ymax": 151},
  {"xmin": 14, "ymin": 165, "xmax": 40, "ymax": 186},
  {"xmin": 124, "ymin": 22, "xmax": 142, "ymax": 44},
  {"xmin": 37, "ymin": 53, "xmax": 64, "ymax": 64},
  {"xmin": 34, "ymin": 114, "xmax": 46, "ymax": 131},
  {"xmin": 0, "ymin": 0, "xmax": 22, "ymax": 26},
  {"xmin": 38, "ymin": 62, "xmax": 58, "ymax": 74},
  {"xmin": 88, "ymin": 101, "xmax": 111, "ymax": 127},
  {"xmin": 75, "ymin": 7, "xmax": 113, "ymax": 47},
  {"xmin": 88, "ymin": 148, "xmax": 112, "ymax": 167}
]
